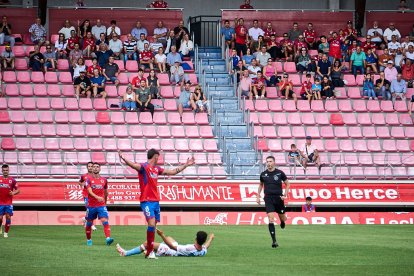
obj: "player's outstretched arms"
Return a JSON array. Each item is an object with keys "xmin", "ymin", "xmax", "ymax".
[
  {"xmin": 118, "ymin": 151, "xmax": 142, "ymax": 171},
  {"xmin": 205, "ymin": 233, "xmax": 214, "ymax": 249},
  {"xmin": 162, "ymin": 157, "xmax": 195, "ymax": 176}
]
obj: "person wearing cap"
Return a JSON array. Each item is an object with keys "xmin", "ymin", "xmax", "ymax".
[
  {"xmin": 74, "ymin": 70, "xmax": 92, "ymax": 100},
  {"xmin": 367, "ymin": 21, "xmax": 384, "ymax": 47},
  {"xmin": 350, "ymin": 46, "xmax": 366, "ymax": 78},
  {"xmin": 122, "ymin": 85, "xmax": 137, "ymax": 111},
  {"xmin": 390, "ymin": 73, "xmax": 407, "ymax": 105},
  {"xmin": 170, "ymin": 60, "xmax": 188, "ymax": 85},
  {"xmin": 1, "ymin": 45, "xmax": 15, "ymax": 70},
  {"xmin": 343, "ymin": 20, "xmax": 357, "ymax": 42},
  {"xmin": 383, "ymin": 23, "xmax": 401, "ymax": 44},
  {"xmin": 300, "ymin": 136, "xmax": 321, "ymax": 171},
  {"xmin": 177, "ymin": 81, "xmax": 195, "ymax": 120},
  {"xmin": 384, "ymin": 60, "xmax": 398, "ymax": 82},
  {"xmin": 302, "ymin": 197, "xmax": 316, "ymax": 213}
]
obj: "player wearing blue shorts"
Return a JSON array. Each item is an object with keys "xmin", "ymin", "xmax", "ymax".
[
  {"xmin": 79, "ymin": 162, "xmax": 96, "ymax": 231},
  {"xmin": 0, "ymin": 164, "xmax": 20, "ymax": 238}
]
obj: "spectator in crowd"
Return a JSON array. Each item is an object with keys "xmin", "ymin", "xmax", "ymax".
[
  {"xmin": 409, "ymin": 95, "xmax": 414, "ymax": 115},
  {"xmin": 147, "ymin": 69, "xmax": 160, "ymax": 99},
  {"xmin": 388, "ymin": 35, "xmax": 401, "ymax": 50},
  {"xmin": 108, "ymin": 34, "xmax": 123, "ymax": 60},
  {"xmin": 247, "ymin": 58, "xmax": 260, "ymax": 79},
  {"xmin": 394, "ymin": 48, "xmax": 405, "ymax": 72},
  {"xmin": 242, "ymin": 47, "xmax": 254, "ymax": 66},
  {"xmin": 165, "ymin": 30, "xmax": 177, "ymax": 54},
  {"xmin": 318, "ymin": 35, "xmax": 330, "ymax": 55},
  {"xmin": 153, "ymin": 21, "xmax": 168, "ymax": 47},
  {"xmin": 350, "ymin": 46, "xmax": 366, "ymax": 77},
  {"xmin": 136, "ymin": 79, "xmax": 155, "ymax": 117},
  {"xmin": 240, "ymin": 0, "xmax": 253, "ymax": 9},
  {"xmin": 170, "ymin": 60, "xmax": 188, "ymax": 85},
  {"xmin": 266, "ymin": 34, "xmax": 280, "ymax": 60},
  {"xmin": 231, "ymin": 59, "xmax": 245, "ymax": 83},
  {"xmin": 96, "ymin": 43, "xmax": 113, "ymax": 67},
  {"xmin": 29, "ymin": 45, "xmax": 44, "ymax": 71},
  {"xmin": 0, "ymin": 16, "xmax": 15, "ymax": 47},
  {"xmin": 343, "ymin": 20, "xmax": 357, "ymax": 42},
  {"xmin": 328, "ymin": 32, "xmax": 341, "ymax": 63},
  {"xmin": 137, "ymin": 33, "xmax": 150, "ymax": 53},
  {"xmin": 296, "ymin": 47, "xmax": 314, "ymax": 74},
  {"xmin": 87, "ymin": 57, "xmax": 102, "ymax": 78},
  {"xmin": 248, "ymin": 19, "xmax": 264, "ymax": 43},
  {"xmin": 1, "ymin": 45, "xmax": 14, "ymax": 70},
  {"xmin": 401, "ymin": 59, "xmax": 414, "ymax": 87},
  {"xmin": 107, "ymin": 20, "xmax": 121, "ymax": 37},
  {"xmin": 191, "ymin": 85, "xmax": 210, "ymax": 115},
  {"xmin": 391, "ymin": 73, "xmax": 407, "ymax": 104},
  {"xmin": 123, "ymin": 33, "xmax": 138, "ymax": 64},
  {"xmin": 131, "ymin": 68, "xmax": 146, "ymax": 90},
  {"xmin": 317, "ymin": 53, "xmax": 331, "ymax": 79},
  {"xmin": 280, "ymin": 33, "xmax": 294, "ymax": 61},
  {"xmin": 288, "ymin": 143, "xmax": 302, "ymax": 166},
  {"xmin": 398, "ymin": 0, "xmax": 410, "ymax": 11},
  {"xmin": 256, "ymin": 45, "xmax": 271, "ymax": 67},
  {"xmin": 91, "ymin": 19, "xmax": 106, "ymax": 40},
  {"xmin": 235, "ymin": 18, "xmax": 249, "ymax": 56},
  {"xmin": 362, "ymin": 73, "xmax": 377, "ymax": 100},
  {"xmin": 409, "ymin": 24, "xmax": 414, "ymax": 42},
  {"xmin": 221, "ymin": 20, "xmax": 235, "ymax": 48},
  {"xmin": 401, "ymin": 35, "xmax": 414, "ymax": 50},
  {"xmin": 74, "ymin": 70, "xmax": 92, "ymax": 99},
  {"xmin": 375, "ymin": 71, "xmax": 391, "ymax": 100},
  {"xmin": 148, "ymin": 0, "xmax": 168, "ymax": 8},
  {"xmin": 238, "ymin": 70, "xmax": 253, "ymax": 100},
  {"xmin": 59, "ymin": 20, "xmax": 75, "ymax": 40},
  {"xmin": 311, "ymin": 77, "xmax": 322, "ymax": 100},
  {"xmin": 82, "ymin": 31, "xmax": 96, "ymax": 58},
  {"xmin": 174, "ymin": 20, "xmax": 189, "ymax": 49},
  {"xmin": 383, "ymin": 22, "xmax": 401, "ymax": 44},
  {"xmin": 331, "ymin": 60, "xmax": 345, "ymax": 88},
  {"xmin": 96, "ymin": 32, "xmax": 108, "ymax": 48},
  {"xmin": 263, "ymin": 58, "xmax": 278, "ymax": 87},
  {"xmin": 69, "ymin": 43, "xmax": 83, "ymax": 75},
  {"xmin": 378, "ymin": 48, "xmax": 393, "ymax": 71},
  {"xmin": 278, "ymin": 73, "xmax": 298, "ymax": 104},
  {"xmin": 73, "ymin": 57, "xmax": 86, "ymax": 79},
  {"xmin": 405, "ymin": 45, "xmax": 414, "ymax": 61},
  {"xmin": 300, "ymin": 136, "xmax": 321, "ymax": 170},
  {"xmin": 367, "ymin": 21, "xmax": 384, "ymax": 47},
  {"xmin": 150, "ymin": 40, "xmax": 164, "ymax": 55},
  {"xmin": 179, "ymin": 33, "xmax": 194, "ymax": 58},
  {"xmin": 77, "ymin": 19, "xmax": 92, "ymax": 42},
  {"xmin": 362, "ymin": 35, "xmax": 377, "ymax": 54},
  {"xmin": 384, "ymin": 60, "xmax": 398, "ymax": 82},
  {"xmin": 302, "ymin": 197, "xmax": 316, "ymax": 212},
  {"xmin": 177, "ymin": 81, "xmax": 194, "ymax": 119},
  {"xmin": 154, "ymin": 47, "xmax": 167, "ymax": 73},
  {"xmin": 166, "ymin": 45, "xmax": 182, "ymax": 69},
  {"xmin": 263, "ymin": 22, "xmax": 276, "ymax": 42},
  {"xmin": 294, "ymin": 35, "xmax": 308, "ymax": 58},
  {"xmin": 131, "ymin": 21, "xmax": 148, "ymax": 40},
  {"xmin": 139, "ymin": 43, "xmax": 154, "ymax": 70},
  {"xmin": 90, "ymin": 68, "xmax": 107, "ymax": 99},
  {"xmin": 66, "ymin": 30, "xmax": 80, "ymax": 52},
  {"xmin": 43, "ymin": 44, "xmax": 56, "ymax": 71},
  {"xmin": 321, "ymin": 75, "xmax": 334, "ymax": 99},
  {"xmin": 288, "ymin": 22, "xmax": 302, "ymax": 42},
  {"xmin": 304, "ymin": 22, "xmax": 317, "ymax": 50},
  {"xmin": 54, "ymin": 33, "xmax": 67, "ymax": 59},
  {"xmin": 103, "ymin": 56, "xmax": 120, "ymax": 86},
  {"xmin": 252, "ymin": 71, "xmax": 266, "ymax": 99},
  {"xmin": 29, "ymin": 17, "xmax": 46, "ymax": 45},
  {"xmin": 365, "ymin": 48, "xmax": 378, "ymax": 74},
  {"xmin": 122, "ymin": 84, "xmax": 137, "ymax": 111},
  {"xmin": 251, "ymin": 35, "xmax": 265, "ymax": 53},
  {"xmin": 301, "ymin": 73, "xmax": 313, "ymax": 102}
]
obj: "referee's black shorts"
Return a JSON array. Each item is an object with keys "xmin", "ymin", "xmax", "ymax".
[{"xmin": 264, "ymin": 195, "xmax": 286, "ymax": 214}]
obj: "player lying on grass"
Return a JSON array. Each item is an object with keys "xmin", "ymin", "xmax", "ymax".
[{"xmin": 116, "ymin": 228, "xmax": 214, "ymax": 258}]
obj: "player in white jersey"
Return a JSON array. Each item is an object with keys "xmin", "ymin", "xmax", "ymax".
[{"xmin": 116, "ymin": 228, "xmax": 214, "ymax": 258}]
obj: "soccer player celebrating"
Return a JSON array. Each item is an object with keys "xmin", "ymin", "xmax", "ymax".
[
  {"xmin": 118, "ymin": 149, "xmax": 195, "ymax": 259},
  {"xmin": 79, "ymin": 162, "xmax": 97, "ymax": 231},
  {"xmin": 256, "ymin": 156, "xmax": 291, "ymax": 248},
  {"xmin": 116, "ymin": 228, "xmax": 214, "ymax": 257},
  {"xmin": 84, "ymin": 163, "xmax": 114, "ymax": 246},
  {"xmin": 0, "ymin": 164, "xmax": 19, "ymax": 238}
]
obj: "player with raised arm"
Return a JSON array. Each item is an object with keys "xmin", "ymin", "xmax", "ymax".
[
  {"xmin": 118, "ymin": 149, "xmax": 195, "ymax": 259},
  {"xmin": 0, "ymin": 164, "xmax": 20, "ymax": 238},
  {"xmin": 79, "ymin": 162, "xmax": 97, "ymax": 231},
  {"xmin": 257, "ymin": 156, "xmax": 291, "ymax": 248},
  {"xmin": 84, "ymin": 163, "xmax": 114, "ymax": 246},
  {"xmin": 116, "ymin": 228, "xmax": 214, "ymax": 257}
]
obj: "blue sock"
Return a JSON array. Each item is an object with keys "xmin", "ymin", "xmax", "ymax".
[{"xmin": 126, "ymin": 245, "xmax": 143, "ymax": 256}]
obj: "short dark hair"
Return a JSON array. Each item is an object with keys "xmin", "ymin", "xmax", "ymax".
[
  {"xmin": 306, "ymin": 73, "xmax": 311, "ymax": 78},
  {"xmin": 87, "ymin": 162, "xmax": 94, "ymax": 166},
  {"xmin": 266, "ymin": 156, "xmax": 275, "ymax": 161},
  {"xmin": 224, "ymin": 20, "xmax": 230, "ymax": 23},
  {"xmin": 2, "ymin": 164, "xmax": 9, "ymax": 169},
  {"xmin": 196, "ymin": 231, "xmax": 208, "ymax": 245},
  {"xmin": 110, "ymin": 20, "xmax": 116, "ymax": 25},
  {"xmin": 147, "ymin": 148, "xmax": 160, "ymax": 159},
  {"xmin": 138, "ymin": 68, "xmax": 144, "ymax": 73},
  {"xmin": 290, "ymin": 143, "xmax": 296, "ymax": 148},
  {"xmin": 306, "ymin": 196, "xmax": 312, "ymax": 201}
]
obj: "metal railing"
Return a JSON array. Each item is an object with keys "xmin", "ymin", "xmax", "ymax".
[{"xmin": 189, "ymin": 16, "xmax": 221, "ymax": 47}]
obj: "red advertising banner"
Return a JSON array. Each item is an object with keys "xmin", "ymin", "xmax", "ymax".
[
  {"xmin": 13, "ymin": 181, "xmax": 414, "ymax": 206},
  {"xmin": 11, "ymin": 211, "xmax": 414, "ymax": 225}
]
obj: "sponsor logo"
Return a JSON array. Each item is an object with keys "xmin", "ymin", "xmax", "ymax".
[{"xmin": 204, "ymin": 213, "xmax": 228, "ymax": 225}]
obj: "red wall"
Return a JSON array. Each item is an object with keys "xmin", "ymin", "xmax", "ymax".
[
  {"xmin": 366, "ymin": 12, "xmax": 413, "ymax": 36},
  {"xmin": 0, "ymin": 7, "xmax": 37, "ymax": 35}
]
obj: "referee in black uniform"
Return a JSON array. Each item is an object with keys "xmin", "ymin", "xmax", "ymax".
[{"xmin": 256, "ymin": 155, "xmax": 291, "ymax": 248}]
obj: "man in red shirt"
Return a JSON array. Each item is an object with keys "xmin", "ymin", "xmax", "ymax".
[
  {"xmin": 294, "ymin": 35, "xmax": 308, "ymax": 58},
  {"xmin": 263, "ymin": 22, "xmax": 276, "ymax": 42},
  {"xmin": 303, "ymin": 23, "xmax": 317, "ymax": 50},
  {"xmin": 119, "ymin": 149, "xmax": 195, "ymax": 259},
  {"xmin": 82, "ymin": 31, "xmax": 96, "ymax": 58},
  {"xmin": 328, "ymin": 32, "xmax": 342, "ymax": 63},
  {"xmin": 0, "ymin": 164, "xmax": 19, "ymax": 238},
  {"xmin": 278, "ymin": 73, "xmax": 297, "ymax": 106},
  {"xmin": 361, "ymin": 36, "xmax": 377, "ymax": 53},
  {"xmin": 131, "ymin": 68, "xmax": 146, "ymax": 90},
  {"xmin": 139, "ymin": 42, "xmax": 154, "ymax": 70},
  {"xmin": 87, "ymin": 58, "xmax": 102, "ymax": 78},
  {"xmin": 267, "ymin": 34, "xmax": 280, "ymax": 60},
  {"xmin": 240, "ymin": 0, "xmax": 253, "ymax": 9},
  {"xmin": 279, "ymin": 33, "xmax": 294, "ymax": 61},
  {"xmin": 235, "ymin": 18, "xmax": 249, "ymax": 56},
  {"xmin": 79, "ymin": 162, "xmax": 97, "ymax": 231},
  {"xmin": 84, "ymin": 163, "xmax": 113, "ymax": 246},
  {"xmin": 253, "ymin": 71, "xmax": 266, "ymax": 98},
  {"xmin": 343, "ymin": 20, "xmax": 357, "ymax": 42},
  {"xmin": 148, "ymin": 0, "xmax": 168, "ymax": 8}
]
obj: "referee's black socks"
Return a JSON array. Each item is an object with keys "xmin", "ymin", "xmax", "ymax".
[{"xmin": 268, "ymin": 223, "xmax": 276, "ymax": 243}]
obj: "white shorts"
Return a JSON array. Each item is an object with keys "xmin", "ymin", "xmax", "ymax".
[{"xmin": 156, "ymin": 242, "xmax": 179, "ymax": 257}]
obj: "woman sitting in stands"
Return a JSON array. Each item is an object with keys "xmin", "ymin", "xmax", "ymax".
[
  {"xmin": 179, "ymin": 33, "xmax": 194, "ymax": 58},
  {"xmin": 147, "ymin": 69, "xmax": 161, "ymax": 99},
  {"xmin": 295, "ymin": 47, "xmax": 314, "ymax": 74},
  {"xmin": 321, "ymin": 75, "xmax": 335, "ymax": 100},
  {"xmin": 73, "ymin": 57, "xmax": 87, "ymax": 80},
  {"xmin": 122, "ymin": 84, "xmax": 137, "ymax": 111},
  {"xmin": 331, "ymin": 60, "xmax": 346, "ymax": 88},
  {"xmin": 191, "ymin": 85, "xmax": 211, "ymax": 116},
  {"xmin": 54, "ymin": 33, "xmax": 68, "ymax": 59},
  {"xmin": 242, "ymin": 48, "xmax": 254, "ymax": 66}
]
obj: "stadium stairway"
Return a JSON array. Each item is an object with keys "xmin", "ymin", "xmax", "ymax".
[{"xmin": 197, "ymin": 47, "xmax": 261, "ymax": 179}]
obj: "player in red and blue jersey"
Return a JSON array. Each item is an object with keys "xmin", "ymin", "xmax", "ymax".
[
  {"xmin": 0, "ymin": 164, "xmax": 20, "ymax": 238},
  {"xmin": 119, "ymin": 148, "xmax": 195, "ymax": 259},
  {"xmin": 79, "ymin": 162, "xmax": 97, "ymax": 231},
  {"xmin": 84, "ymin": 163, "xmax": 114, "ymax": 246}
]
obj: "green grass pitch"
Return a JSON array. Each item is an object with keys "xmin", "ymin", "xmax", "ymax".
[{"xmin": 1, "ymin": 225, "xmax": 414, "ymax": 275}]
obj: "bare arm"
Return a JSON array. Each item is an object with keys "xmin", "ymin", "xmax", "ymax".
[
  {"xmin": 87, "ymin": 186, "xmax": 104, "ymax": 202},
  {"xmin": 162, "ymin": 157, "xmax": 195, "ymax": 175},
  {"xmin": 204, "ymin": 233, "xmax": 215, "ymax": 249},
  {"xmin": 281, "ymin": 179, "xmax": 291, "ymax": 200},
  {"xmin": 10, "ymin": 188, "xmax": 20, "ymax": 196},
  {"xmin": 118, "ymin": 150, "xmax": 142, "ymax": 171},
  {"xmin": 256, "ymin": 182, "xmax": 263, "ymax": 204},
  {"xmin": 156, "ymin": 228, "xmax": 178, "ymax": 250}
]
